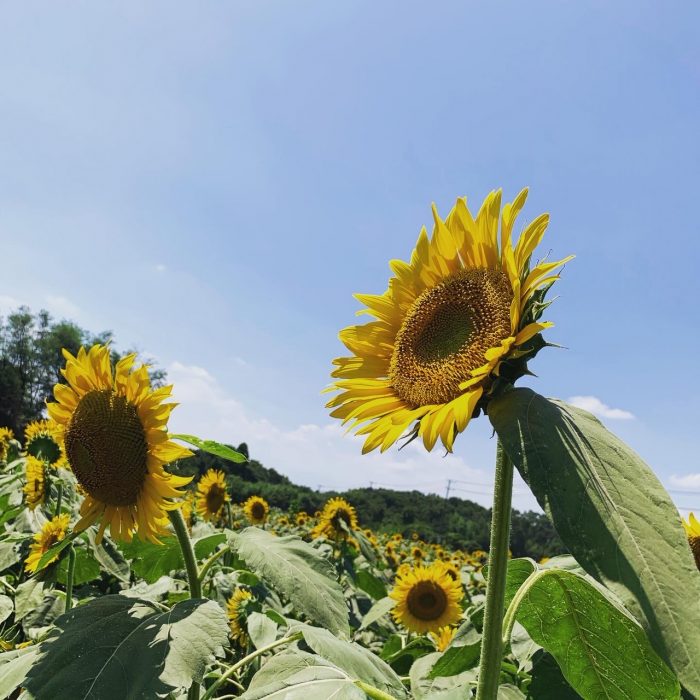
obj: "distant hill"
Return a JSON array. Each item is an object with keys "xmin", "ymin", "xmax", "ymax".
[{"xmin": 174, "ymin": 442, "xmax": 565, "ymax": 560}]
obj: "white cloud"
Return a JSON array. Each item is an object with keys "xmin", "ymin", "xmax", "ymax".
[
  {"xmin": 155, "ymin": 264, "xmax": 167, "ymax": 273},
  {"xmin": 45, "ymin": 295, "xmax": 82, "ymax": 320},
  {"xmin": 669, "ymin": 473, "xmax": 700, "ymax": 490},
  {"xmin": 166, "ymin": 361, "xmax": 540, "ymax": 511},
  {"xmin": 566, "ymin": 395, "xmax": 635, "ymax": 420}
]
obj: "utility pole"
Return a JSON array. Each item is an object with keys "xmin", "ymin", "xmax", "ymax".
[{"xmin": 445, "ymin": 479, "xmax": 452, "ymax": 499}]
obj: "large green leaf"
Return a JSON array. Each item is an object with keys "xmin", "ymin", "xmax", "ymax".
[
  {"xmin": 291, "ymin": 621, "xmax": 409, "ymax": 698},
  {"xmin": 359, "ymin": 596, "xmax": 395, "ymax": 631},
  {"xmin": 241, "ymin": 649, "xmax": 366, "ymax": 700},
  {"xmin": 0, "ymin": 646, "xmax": 41, "ymax": 699},
  {"xmin": 88, "ymin": 532, "xmax": 131, "ymax": 582},
  {"xmin": 509, "ymin": 568, "xmax": 679, "ymax": 699},
  {"xmin": 490, "ymin": 389, "xmax": 700, "ymax": 695},
  {"xmin": 171, "ymin": 434, "xmax": 247, "ymax": 463},
  {"xmin": 24, "ymin": 594, "xmax": 229, "ymax": 699},
  {"xmin": 119, "ymin": 536, "xmax": 184, "ymax": 583},
  {"xmin": 410, "ymin": 651, "xmax": 477, "ymax": 699},
  {"xmin": 229, "ymin": 527, "xmax": 349, "ymax": 636},
  {"xmin": 0, "ymin": 541, "xmax": 19, "ymax": 573},
  {"xmin": 0, "ymin": 594, "xmax": 13, "ymax": 623}
]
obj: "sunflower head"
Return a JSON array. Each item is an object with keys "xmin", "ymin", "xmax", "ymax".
[
  {"xmin": 430, "ymin": 626, "xmax": 457, "ymax": 652},
  {"xmin": 412, "ymin": 546, "xmax": 424, "ymax": 561},
  {"xmin": 24, "ymin": 456, "xmax": 46, "ymax": 511},
  {"xmin": 327, "ymin": 189, "xmax": 572, "ymax": 454},
  {"xmin": 47, "ymin": 344, "xmax": 192, "ymax": 544},
  {"xmin": 296, "ymin": 511, "xmax": 309, "ymax": 526},
  {"xmin": 195, "ymin": 469, "xmax": 230, "ymax": 522},
  {"xmin": 312, "ymin": 497, "xmax": 358, "ymax": 541},
  {"xmin": 24, "ymin": 420, "xmax": 67, "ymax": 469},
  {"xmin": 390, "ymin": 561, "xmax": 464, "ymax": 634},
  {"xmin": 0, "ymin": 427, "xmax": 15, "ymax": 463},
  {"xmin": 683, "ymin": 513, "xmax": 700, "ymax": 571},
  {"xmin": 243, "ymin": 495, "xmax": 269, "ymax": 525},
  {"xmin": 227, "ymin": 588, "xmax": 254, "ymax": 646},
  {"xmin": 25, "ymin": 513, "xmax": 71, "ymax": 573}
]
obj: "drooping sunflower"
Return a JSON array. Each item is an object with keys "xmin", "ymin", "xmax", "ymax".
[
  {"xmin": 0, "ymin": 427, "xmax": 14, "ymax": 462},
  {"xmin": 390, "ymin": 561, "xmax": 464, "ymax": 634},
  {"xmin": 327, "ymin": 189, "xmax": 572, "ymax": 453},
  {"xmin": 311, "ymin": 497, "xmax": 358, "ymax": 540},
  {"xmin": 682, "ymin": 513, "xmax": 700, "ymax": 571},
  {"xmin": 24, "ymin": 419, "xmax": 68, "ymax": 469},
  {"xmin": 195, "ymin": 469, "xmax": 230, "ymax": 522},
  {"xmin": 227, "ymin": 588, "xmax": 253, "ymax": 646},
  {"xmin": 25, "ymin": 513, "xmax": 71, "ymax": 573},
  {"xmin": 442, "ymin": 561, "xmax": 461, "ymax": 582},
  {"xmin": 430, "ymin": 626, "xmax": 457, "ymax": 652},
  {"xmin": 24, "ymin": 456, "xmax": 46, "ymax": 510},
  {"xmin": 46, "ymin": 344, "xmax": 192, "ymax": 544}
]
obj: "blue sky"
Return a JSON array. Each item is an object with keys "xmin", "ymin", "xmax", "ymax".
[{"xmin": 1, "ymin": 2, "xmax": 698, "ymax": 512}]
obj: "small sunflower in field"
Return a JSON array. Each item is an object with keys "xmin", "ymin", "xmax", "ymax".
[
  {"xmin": 243, "ymin": 495, "xmax": 269, "ymax": 525},
  {"xmin": 430, "ymin": 626, "xmax": 457, "ymax": 652},
  {"xmin": 0, "ymin": 427, "xmax": 14, "ymax": 462},
  {"xmin": 412, "ymin": 546, "xmax": 424, "ymax": 561},
  {"xmin": 327, "ymin": 189, "xmax": 572, "ymax": 453},
  {"xmin": 227, "ymin": 588, "xmax": 253, "ymax": 646},
  {"xmin": 442, "ymin": 561, "xmax": 461, "ymax": 582},
  {"xmin": 24, "ymin": 456, "xmax": 46, "ymax": 510},
  {"xmin": 296, "ymin": 511, "xmax": 309, "ymax": 526},
  {"xmin": 25, "ymin": 513, "xmax": 71, "ymax": 573},
  {"xmin": 24, "ymin": 419, "xmax": 67, "ymax": 469},
  {"xmin": 390, "ymin": 562, "xmax": 464, "ymax": 634},
  {"xmin": 196, "ymin": 469, "xmax": 229, "ymax": 522},
  {"xmin": 47, "ymin": 344, "xmax": 192, "ymax": 544},
  {"xmin": 312, "ymin": 497, "xmax": 358, "ymax": 540},
  {"xmin": 682, "ymin": 513, "xmax": 700, "ymax": 570}
]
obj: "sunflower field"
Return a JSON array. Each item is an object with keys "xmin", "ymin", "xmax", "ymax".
[{"xmin": 0, "ymin": 190, "xmax": 699, "ymax": 700}]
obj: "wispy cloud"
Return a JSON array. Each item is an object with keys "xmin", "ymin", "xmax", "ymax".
[{"xmin": 566, "ymin": 395, "xmax": 635, "ymax": 420}]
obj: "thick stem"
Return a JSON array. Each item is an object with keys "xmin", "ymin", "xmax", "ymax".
[
  {"xmin": 354, "ymin": 680, "xmax": 400, "ymax": 700},
  {"xmin": 64, "ymin": 545, "xmax": 76, "ymax": 612},
  {"xmin": 169, "ymin": 508, "xmax": 202, "ymax": 599},
  {"xmin": 475, "ymin": 439, "xmax": 514, "ymax": 700}
]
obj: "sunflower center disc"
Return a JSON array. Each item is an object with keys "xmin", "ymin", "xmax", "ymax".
[
  {"xmin": 65, "ymin": 389, "xmax": 149, "ymax": 506},
  {"xmin": 390, "ymin": 268, "xmax": 513, "ymax": 406},
  {"xmin": 407, "ymin": 581, "xmax": 448, "ymax": 621},
  {"xmin": 207, "ymin": 486, "xmax": 227, "ymax": 515},
  {"xmin": 251, "ymin": 502, "xmax": 265, "ymax": 520}
]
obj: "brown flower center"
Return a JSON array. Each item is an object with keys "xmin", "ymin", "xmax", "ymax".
[
  {"xmin": 206, "ymin": 485, "xmax": 227, "ymax": 515},
  {"xmin": 690, "ymin": 535, "xmax": 700, "ymax": 572},
  {"xmin": 65, "ymin": 389, "xmax": 148, "ymax": 506},
  {"xmin": 389, "ymin": 268, "xmax": 512, "ymax": 406},
  {"xmin": 407, "ymin": 580, "xmax": 448, "ymax": 621},
  {"xmin": 251, "ymin": 501, "xmax": 266, "ymax": 520}
]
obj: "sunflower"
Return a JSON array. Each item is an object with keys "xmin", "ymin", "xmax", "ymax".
[
  {"xmin": 243, "ymin": 495, "xmax": 269, "ymax": 525},
  {"xmin": 0, "ymin": 427, "xmax": 14, "ymax": 462},
  {"xmin": 311, "ymin": 497, "xmax": 358, "ymax": 540},
  {"xmin": 443, "ymin": 562, "xmax": 461, "ymax": 582},
  {"xmin": 227, "ymin": 588, "xmax": 253, "ymax": 646},
  {"xmin": 24, "ymin": 456, "xmax": 46, "ymax": 510},
  {"xmin": 46, "ymin": 344, "xmax": 192, "ymax": 544},
  {"xmin": 390, "ymin": 561, "xmax": 464, "ymax": 634},
  {"xmin": 296, "ymin": 511, "xmax": 309, "ymax": 526},
  {"xmin": 326, "ymin": 189, "xmax": 572, "ymax": 453},
  {"xmin": 412, "ymin": 546, "xmax": 424, "ymax": 561},
  {"xmin": 25, "ymin": 513, "xmax": 71, "ymax": 573},
  {"xmin": 430, "ymin": 626, "xmax": 457, "ymax": 652},
  {"xmin": 24, "ymin": 419, "xmax": 67, "ymax": 469},
  {"xmin": 682, "ymin": 513, "xmax": 700, "ymax": 570},
  {"xmin": 195, "ymin": 469, "xmax": 230, "ymax": 522}
]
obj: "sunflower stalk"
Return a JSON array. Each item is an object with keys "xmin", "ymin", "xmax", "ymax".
[
  {"xmin": 54, "ymin": 482, "xmax": 63, "ymax": 517},
  {"xmin": 475, "ymin": 438, "xmax": 514, "ymax": 700},
  {"xmin": 169, "ymin": 508, "xmax": 202, "ymax": 599},
  {"xmin": 64, "ymin": 544, "xmax": 76, "ymax": 612}
]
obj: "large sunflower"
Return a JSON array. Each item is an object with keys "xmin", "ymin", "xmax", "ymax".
[
  {"xmin": 47, "ymin": 345, "xmax": 192, "ymax": 544},
  {"xmin": 243, "ymin": 495, "xmax": 269, "ymax": 525},
  {"xmin": 327, "ymin": 189, "xmax": 572, "ymax": 453},
  {"xmin": 25, "ymin": 513, "xmax": 71, "ymax": 573},
  {"xmin": 195, "ymin": 469, "xmax": 230, "ymax": 522},
  {"xmin": 24, "ymin": 456, "xmax": 46, "ymax": 510},
  {"xmin": 0, "ymin": 427, "xmax": 14, "ymax": 462},
  {"xmin": 390, "ymin": 561, "xmax": 464, "ymax": 634},
  {"xmin": 312, "ymin": 497, "xmax": 358, "ymax": 540},
  {"xmin": 24, "ymin": 419, "xmax": 67, "ymax": 469},
  {"xmin": 683, "ymin": 513, "xmax": 700, "ymax": 571}
]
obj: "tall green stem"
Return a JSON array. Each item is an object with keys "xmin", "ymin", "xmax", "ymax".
[
  {"xmin": 169, "ymin": 508, "xmax": 202, "ymax": 599},
  {"xmin": 475, "ymin": 439, "xmax": 514, "ymax": 700},
  {"xmin": 54, "ymin": 482, "xmax": 63, "ymax": 517},
  {"xmin": 64, "ymin": 545, "xmax": 76, "ymax": 612}
]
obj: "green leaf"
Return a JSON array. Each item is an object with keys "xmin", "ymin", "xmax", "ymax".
[
  {"xmin": 490, "ymin": 388, "xmax": 700, "ymax": 696},
  {"xmin": 13, "ymin": 579, "xmax": 44, "ymax": 621},
  {"xmin": 247, "ymin": 611, "xmax": 279, "ymax": 649},
  {"xmin": 241, "ymin": 649, "xmax": 366, "ymax": 700},
  {"xmin": 87, "ymin": 532, "xmax": 131, "ymax": 582},
  {"xmin": 291, "ymin": 621, "xmax": 409, "ymax": 698},
  {"xmin": 194, "ymin": 532, "xmax": 226, "ymax": 559},
  {"xmin": 0, "ymin": 595, "xmax": 12, "ymax": 623},
  {"xmin": 229, "ymin": 527, "xmax": 349, "ymax": 636},
  {"xmin": 527, "ymin": 651, "xmax": 580, "ymax": 700},
  {"xmin": 410, "ymin": 651, "xmax": 478, "ymax": 700},
  {"xmin": 24, "ymin": 594, "xmax": 228, "ymax": 699},
  {"xmin": 510, "ymin": 569, "xmax": 679, "ymax": 700},
  {"xmin": 171, "ymin": 434, "xmax": 247, "ymax": 463},
  {"xmin": 356, "ymin": 569, "xmax": 388, "ymax": 600},
  {"xmin": 0, "ymin": 646, "xmax": 41, "ymax": 699},
  {"xmin": 0, "ymin": 541, "xmax": 19, "ymax": 573},
  {"xmin": 34, "ymin": 530, "xmax": 79, "ymax": 572},
  {"xmin": 56, "ymin": 547, "xmax": 100, "ymax": 586},
  {"xmin": 382, "ymin": 636, "xmax": 435, "ymax": 676},
  {"xmin": 359, "ymin": 596, "xmax": 395, "ymax": 631},
  {"xmin": 428, "ymin": 621, "xmax": 481, "ymax": 679},
  {"xmin": 119, "ymin": 536, "xmax": 184, "ymax": 583}
]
